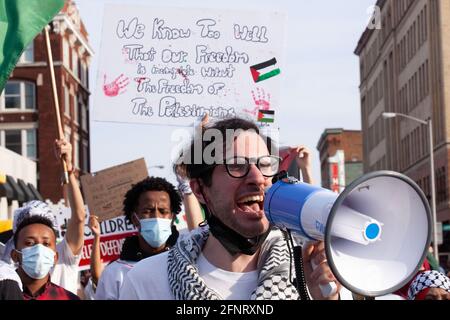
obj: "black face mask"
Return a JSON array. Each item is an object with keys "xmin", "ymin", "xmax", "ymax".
[{"xmin": 203, "ymin": 205, "xmax": 270, "ymax": 256}]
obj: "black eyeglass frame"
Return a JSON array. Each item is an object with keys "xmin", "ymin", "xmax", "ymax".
[{"xmin": 224, "ymin": 155, "xmax": 282, "ymax": 178}]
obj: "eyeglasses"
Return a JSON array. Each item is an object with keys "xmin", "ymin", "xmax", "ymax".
[{"xmin": 224, "ymin": 155, "xmax": 281, "ymax": 178}]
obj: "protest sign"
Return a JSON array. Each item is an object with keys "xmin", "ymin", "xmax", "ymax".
[
  {"xmin": 80, "ymin": 215, "xmax": 137, "ymax": 268},
  {"xmin": 80, "ymin": 158, "xmax": 148, "ymax": 222},
  {"xmin": 93, "ymin": 5, "xmax": 286, "ymax": 126},
  {"xmin": 51, "ymin": 203, "xmax": 137, "ymax": 268}
]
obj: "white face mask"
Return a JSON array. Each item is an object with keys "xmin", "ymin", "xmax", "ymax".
[
  {"xmin": 139, "ymin": 218, "xmax": 173, "ymax": 248},
  {"xmin": 18, "ymin": 244, "xmax": 55, "ymax": 279}
]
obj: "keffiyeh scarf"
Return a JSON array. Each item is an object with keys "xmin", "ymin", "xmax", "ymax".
[
  {"xmin": 408, "ymin": 270, "xmax": 450, "ymax": 300},
  {"xmin": 167, "ymin": 227, "xmax": 299, "ymax": 300}
]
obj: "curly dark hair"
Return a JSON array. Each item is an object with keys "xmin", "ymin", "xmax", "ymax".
[
  {"xmin": 14, "ymin": 215, "xmax": 57, "ymax": 247},
  {"xmin": 123, "ymin": 176, "xmax": 182, "ymax": 223}
]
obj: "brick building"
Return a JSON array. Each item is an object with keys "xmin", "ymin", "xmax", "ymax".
[
  {"xmin": 355, "ymin": 0, "xmax": 450, "ymax": 258},
  {"xmin": 316, "ymin": 129, "xmax": 363, "ymax": 192},
  {"xmin": 0, "ymin": 1, "xmax": 92, "ymax": 202}
]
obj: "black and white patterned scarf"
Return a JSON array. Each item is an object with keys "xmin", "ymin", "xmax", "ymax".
[
  {"xmin": 408, "ymin": 270, "xmax": 450, "ymax": 300},
  {"xmin": 167, "ymin": 226, "xmax": 299, "ymax": 300}
]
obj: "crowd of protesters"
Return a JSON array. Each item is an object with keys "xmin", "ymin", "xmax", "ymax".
[{"xmin": 1, "ymin": 116, "xmax": 450, "ymax": 301}]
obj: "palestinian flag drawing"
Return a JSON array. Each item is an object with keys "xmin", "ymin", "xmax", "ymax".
[
  {"xmin": 257, "ymin": 110, "xmax": 275, "ymax": 123},
  {"xmin": 250, "ymin": 58, "xmax": 281, "ymax": 83}
]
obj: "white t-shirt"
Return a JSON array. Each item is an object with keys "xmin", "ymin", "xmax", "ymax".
[
  {"xmin": 95, "ymin": 259, "xmax": 137, "ymax": 300},
  {"xmin": 196, "ymin": 253, "xmax": 258, "ymax": 299},
  {"xmin": 119, "ymin": 251, "xmax": 259, "ymax": 300},
  {"xmin": 51, "ymin": 238, "xmax": 81, "ymax": 294}
]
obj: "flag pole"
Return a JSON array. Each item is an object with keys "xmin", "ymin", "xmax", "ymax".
[{"xmin": 44, "ymin": 25, "xmax": 69, "ymax": 185}]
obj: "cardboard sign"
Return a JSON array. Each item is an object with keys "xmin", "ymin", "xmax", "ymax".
[
  {"xmin": 93, "ymin": 5, "xmax": 286, "ymax": 126},
  {"xmin": 80, "ymin": 158, "xmax": 148, "ymax": 222}
]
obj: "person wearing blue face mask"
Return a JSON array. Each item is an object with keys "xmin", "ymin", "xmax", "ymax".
[
  {"xmin": 10, "ymin": 215, "xmax": 79, "ymax": 300},
  {"xmin": 95, "ymin": 176, "xmax": 182, "ymax": 300},
  {"xmin": 139, "ymin": 216, "xmax": 174, "ymax": 248}
]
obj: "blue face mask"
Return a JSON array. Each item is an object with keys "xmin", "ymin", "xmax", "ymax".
[
  {"xmin": 19, "ymin": 244, "xmax": 55, "ymax": 279},
  {"xmin": 140, "ymin": 218, "xmax": 173, "ymax": 248}
]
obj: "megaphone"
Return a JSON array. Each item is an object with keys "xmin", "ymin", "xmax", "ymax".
[{"xmin": 264, "ymin": 170, "xmax": 431, "ymax": 297}]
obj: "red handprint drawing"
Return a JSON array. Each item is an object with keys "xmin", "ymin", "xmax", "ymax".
[
  {"xmin": 243, "ymin": 88, "xmax": 271, "ymax": 116},
  {"xmin": 103, "ymin": 74, "xmax": 130, "ymax": 97}
]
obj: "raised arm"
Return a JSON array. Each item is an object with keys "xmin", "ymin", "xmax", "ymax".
[
  {"xmin": 88, "ymin": 215, "xmax": 103, "ymax": 286},
  {"xmin": 289, "ymin": 146, "xmax": 314, "ymax": 185},
  {"xmin": 54, "ymin": 139, "xmax": 86, "ymax": 255},
  {"xmin": 175, "ymin": 164, "xmax": 204, "ymax": 230}
]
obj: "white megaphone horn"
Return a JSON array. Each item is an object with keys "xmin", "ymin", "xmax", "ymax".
[{"xmin": 264, "ymin": 170, "xmax": 432, "ymax": 297}]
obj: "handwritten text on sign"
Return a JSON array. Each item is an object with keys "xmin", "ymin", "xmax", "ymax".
[{"xmin": 93, "ymin": 5, "xmax": 286, "ymax": 126}]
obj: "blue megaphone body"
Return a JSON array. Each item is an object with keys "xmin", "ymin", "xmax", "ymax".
[{"xmin": 264, "ymin": 171, "xmax": 431, "ymax": 297}]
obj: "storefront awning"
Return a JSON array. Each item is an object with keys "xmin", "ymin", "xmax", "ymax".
[
  {"xmin": 17, "ymin": 179, "xmax": 35, "ymax": 202},
  {"xmin": 27, "ymin": 183, "xmax": 44, "ymax": 201},
  {"xmin": 0, "ymin": 176, "xmax": 14, "ymax": 199},
  {"xmin": 1, "ymin": 175, "xmax": 42, "ymax": 203},
  {"xmin": 6, "ymin": 175, "xmax": 25, "ymax": 203}
]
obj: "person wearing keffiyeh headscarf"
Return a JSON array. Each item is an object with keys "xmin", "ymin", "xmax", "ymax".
[
  {"xmin": 2, "ymin": 200, "xmax": 59, "ymax": 264},
  {"xmin": 408, "ymin": 270, "xmax": 450, "ymax": 300},
  {"xmin": 1, "ymin": 139, "xmax": 87, "ymax": 295}
]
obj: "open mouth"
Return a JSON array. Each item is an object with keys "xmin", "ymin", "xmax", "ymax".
[{"xmin": 236, "ymin": 194, "xmax": 264, "ymax": 214}]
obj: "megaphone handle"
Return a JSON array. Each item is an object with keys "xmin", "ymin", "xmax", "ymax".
[{"xmin": 311, "ymin": 260, "xmax": 338, "ymax": 298}]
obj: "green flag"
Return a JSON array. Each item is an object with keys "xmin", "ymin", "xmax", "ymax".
[{"xmin": 0, "ymin": 0, "xmax": 65, "ymax": 91}]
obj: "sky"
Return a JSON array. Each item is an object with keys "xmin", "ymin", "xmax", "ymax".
[{"xmin": 75, "ymin": 0, "xmax": 376, "ymax": 185}]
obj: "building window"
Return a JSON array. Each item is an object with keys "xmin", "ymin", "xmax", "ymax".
[
  {"xmin": 26, "ymin": 129, "xmax": 37, "ymax": 160},
  {"xmin": 5, "ymin": 130, "xmax": 21, "ymax": 154},
  {"xmin": 74, "ymin": 134, "xmax": 80, "ymax": 169},
  {"xmin": 18, "ymin": 42, "xmax": 34, "ymax": 63},
  {"xmin": 3, "ymin": 81, "xmax": 35, "ymax": 110},
  {"xmin": 436, "ymin": 167, "xmax": 448, "ymax": 205},
  {"xmin": 63, "ymin": 38, "xmax": 70, "ymax": 68},
  {"xmin": 81, "ymin": 102, "xmax": 87, "ymax": 131},
  {"xmin": 1, "ymin": 128, "xmax": 37, "ymax": 160},
  {"xmin": 64, "ymin": 86, "xmax": 70, "ymax": 117},
  {"xmin": 85, "ymin": 66, "xmax": 89, "ymax": 88},
  {"xmin": 72, "ymin": 49, "xmax": 78, "ymax": 77},
  {"xmin": 79, "ymin": 62, "xmax": 89, "ymax": 88},
  {"xmin": 73, "ymin": 94, "xmax": 78, "ymax": 123},
  {"xmin": 82, "ymin": 140, "xmax": 89, "ymax": 172},
  {"xmin": 80, "ymin": 62, "xmax": 87, "ymax": 86}
]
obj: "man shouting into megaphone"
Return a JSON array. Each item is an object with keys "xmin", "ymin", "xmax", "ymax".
[{"xmin": 120, "ymin": 117, "xmax": 341, "ymax": 300}]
